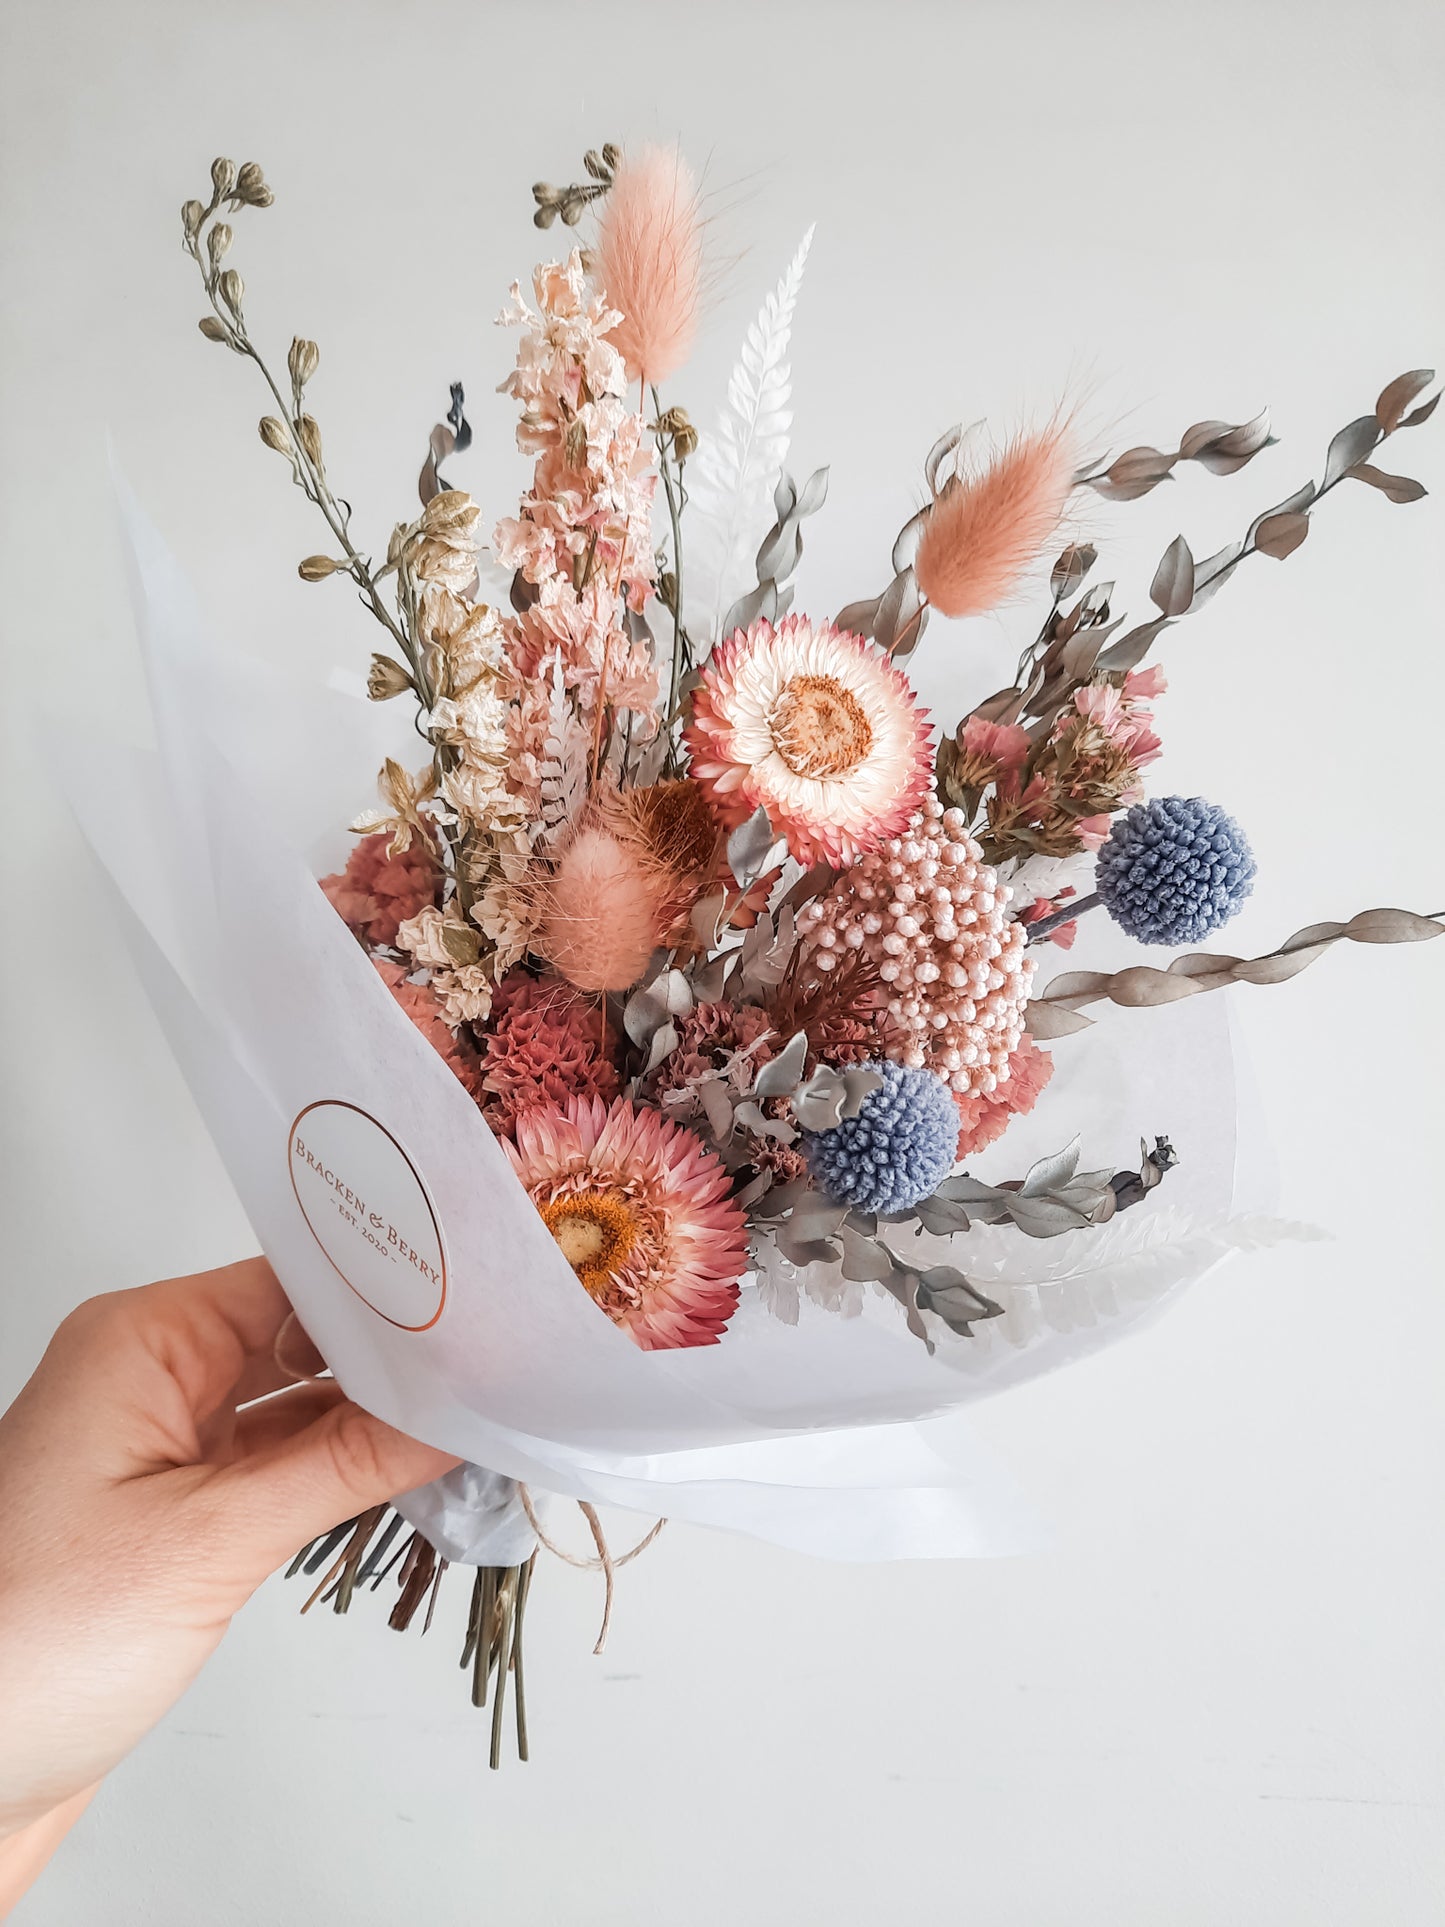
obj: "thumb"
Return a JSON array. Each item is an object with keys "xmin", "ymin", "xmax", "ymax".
[{"xmin": 219, "ymin": 1397, "xmax": 460, "ymax": 1571}]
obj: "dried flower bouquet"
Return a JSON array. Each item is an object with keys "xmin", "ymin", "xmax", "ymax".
[{"xmin": 159, "ymin": 148, "xmax": 1440, "ymax": 1755}]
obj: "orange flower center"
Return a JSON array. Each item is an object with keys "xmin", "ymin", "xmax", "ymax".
[
  {"xmin": 540, "ymin": 1193, "xmax": 639, "ymax": 1301},
  {"xmin": 771, "ymin": 674, "xmax": 874, "ymax": 780}
]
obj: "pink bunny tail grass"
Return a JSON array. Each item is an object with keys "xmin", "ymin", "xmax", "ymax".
[
  {"xmin": 533, "ymin": 784, "xmax": 715, "ymax": 993},
  {"xmin": 533, "ymin": 824, "xmax": 663, "ymax": 992},
  {"xmin": 914, "ymin": 419, "xmax": 1078, "ymax": 621},
  {"xmin": 595, "ymin": 144, "xmax": 701, "ymax": 388}
]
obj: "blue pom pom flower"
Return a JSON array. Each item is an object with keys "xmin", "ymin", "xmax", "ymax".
[
  {"xmin": 803, "ymin": 1060, "xmax": 958, "ymax": 1214},
  {"xmin": 1096, "ymin": 796, "xmax": 1255, "ymax": 946}
]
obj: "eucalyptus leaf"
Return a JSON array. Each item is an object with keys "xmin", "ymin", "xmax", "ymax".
[
  {"xmin": 726, "ymin": 806, "xmax": 785, "ymax": 889},
  {"xmin": 1096, "ymin": 616, "xmax": 1170, "ymax": 675},
  {"xmin": 1253, "ymin": 511, "xmax": 1310, "ymax": 560},
  {"xmin": 1321, "ymin": 414, "xmax": 1381, "ymax": 490},
  {"xmin": 1050, "ymin": 541, "xmax": 1097, "ymax": 600},
  {"xmin": 1148, "ymin": 535, "xmax": 1195, "ymax": 616},
  {"xmin": 1344, "ymin": 463, "xmax": 1427, "ymax": 504},
  {"xmin": 1020, "ymin": 1139, "xmax": 1082, "ymax": 1196},
  {"xmin": 1375, "ymin": 368, "xmax": 1434, "ymax": 433},
  {"xmin": 751, "ymin": 1029, "xmax": 809, "ymax": 1098}
]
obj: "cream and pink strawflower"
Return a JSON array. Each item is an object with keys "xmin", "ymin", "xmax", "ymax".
[
  {"xmin": 685, "ymin": 615, "xmax": 934, "ymax": 868},
  {"xmin": 505, "ymin": 1096, "xmax": 749, "ymax": 1351},
  {"xmin": 594, "ymin": 143, "xmax": 702, "ymax": 388},
  {"xmin": 914, "ymin": 419, "xmax": 1077, "ymax": 621}
]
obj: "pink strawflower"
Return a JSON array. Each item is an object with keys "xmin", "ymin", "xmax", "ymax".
[
  {"xmin": 796, "ymin": 795, "xmax": 1035, "ymax": 1097},
  {"xmin": 1124, "ymin": 664, "xmax": 1168, "ymax": 701},
  {"xmin": 322, "ymin": 832, "xmax": 441, "ymax": 947},
  {"xmin": 373, "ymin": 960, "xmax": 486, "ymax": 1101},
  {"xmin": 685, "ymin": 615, "xmax": 934, "ymax": 868},
  {"xmin": 961, "ymin": 714, "xmax": 1031, "ymax": 777},
  {"xmin": 594, "ymin": 144, "xmax": 702, "ymax": 387},
  {"xmin": 1072, "ymin": 680, "xmax": 1163, "ymax": 772},
  {"xmin": 953, "ymin": 1034, "xmax": 1055, "ymax": 1157},
  {"xmin": 481, "ymin": 972, "xmax": 619, "ymax": 1134},
  {"xmin": 505, "ymin": 1096, "xmax": 749, "ymax": 1350},
  {"xmin": 914, "ymin": 420, "xmax": 1077, "ymax": 620},
  {"xmin": 1075, "ymin": 814, "xmax": 1113, "ymax": 851}
]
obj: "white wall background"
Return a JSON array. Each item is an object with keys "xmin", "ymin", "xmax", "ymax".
[{"xmin": 2, "ymin": 2, "xmax": 1443, "ymax": 1921}]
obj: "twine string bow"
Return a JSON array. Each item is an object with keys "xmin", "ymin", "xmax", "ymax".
[{"xmin": 271, "ymin": 1312, "xmax": 665, "ymax": 1652}]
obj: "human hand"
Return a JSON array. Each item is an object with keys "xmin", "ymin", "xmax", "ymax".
[{"xmin": 0, "ymin": 1258, "xmax": 457, "ymax": 1894}]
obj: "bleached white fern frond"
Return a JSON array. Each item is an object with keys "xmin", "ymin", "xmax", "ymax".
[
  {"xmin": 536, "ymin": 650, "xmax": 589, "ymax": 848},
  {"xmin": 686, "ymin": 226, "xmax": 815, "ymax": 644}
]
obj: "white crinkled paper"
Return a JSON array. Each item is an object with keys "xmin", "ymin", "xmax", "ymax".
[{"xmin": 71, "ymin": 483, "xmax": 1273, "ymax": 1563}]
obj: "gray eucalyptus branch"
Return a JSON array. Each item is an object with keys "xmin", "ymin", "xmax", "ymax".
[{"xmin": 1026, "ymin": 908, "xmax": 1444, "ymax": 1040}]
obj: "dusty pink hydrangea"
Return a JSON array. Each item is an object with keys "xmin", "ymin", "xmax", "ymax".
[
  {"xmin": 796, "ymin": 795, "xmax": 1034, "ymax": 1097},
  {"xmin": 321, "ymin": 832, "xmax": 441, "ymax": 948},
  {"xmin": 373, "ymin": 960, "xmax": 486, "ymax": 1102},
  {"xmin": 952, "ymin": 1033, "xmax": 1054, "ymax": 1157},
  {"xmin": 480, "ymin": 971, "xmax": 620, "ymax": 1135}
]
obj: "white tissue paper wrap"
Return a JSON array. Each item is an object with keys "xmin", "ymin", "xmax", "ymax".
[{"xmin": 71, "ymin": 486, "xmax": 1280, "ymax": 1566}]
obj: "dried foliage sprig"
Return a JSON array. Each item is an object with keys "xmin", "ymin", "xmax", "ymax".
[
  {"xmin": 752, "ymin": 1137, "xmax": 1177, "ymax": 1347},
  {"xmin": 937, "ymin": 372, "xmax": 1438, "ymax": 864},
  {"xmin": 687, "ymin": 227, "xmax": 815, "ymax": 644},
  {"xmin": 181, "ymin": 160, "xmax": 411, "ymax": 663},
  {"xmin": 1026, "ymin": 908, "xmax": 1444, "ymax": 1039},
  {"xmin": 531, "ymin": 145, "xmax": 621, "ymax": 228}
]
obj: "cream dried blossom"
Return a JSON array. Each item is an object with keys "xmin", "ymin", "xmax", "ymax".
[
  {"xmin": 476, "ymin": 833, "xmax": 541, "ymax": 977},
  {"xmin": 395, "ymin": 902, "xmax": 478, "ymax": 972},
  {"xmin": 349, "ymin": 758, "xmax": 438, "ymax": 855},
  {"xmin": 423, "ymin": 594, "xmax": 527, "ymax": 841},
  {"xmin": 405, "ymin": 490, "xmax": 482, "ymax": 592},
  {"xmin": 432, "ymin": 962, "xmax": 494, "ymax": 1027}
]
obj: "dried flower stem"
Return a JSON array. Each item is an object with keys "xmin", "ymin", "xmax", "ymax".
[{"xmin": 651, "ymin": 385, "xmax": 693, "ymax": 772}]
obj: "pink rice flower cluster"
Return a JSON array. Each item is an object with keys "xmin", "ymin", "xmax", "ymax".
[
  {"xmin": 796, "ymin": 795, "xmax": 1035, "ymax": 1097},
  {"xmin": 493, "ymin": 254, "xmax": 659, "ymax": 810},
  {"xmin": 952, "ymin": 1033, "xmax": 1055, "ymax": 1157},
  {"xmin": 373, "ymin": 960, "xmax": 486, "ymax": 1101},
  {"xmin": 321, "ymin": 831, "xmax": 440, "ymax": 948},
  {"xmin": 480, "ymin": 970, "xmax": 620, "ymax": 1135}
]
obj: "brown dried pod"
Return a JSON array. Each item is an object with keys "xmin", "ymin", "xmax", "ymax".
[
  {"xmin": 235, "ymin": 161, "xmax": 271, "ymax": 207},
  {"xmin": 181, "ymin": 199, "xmax": 204, "ymax": 239},
  {"xmin": 206, "ymin": 222, "xmax": 232, "ymax": 267},
  {"xmin": 259, "ymin": 416, "xmax": 293, "ymax": 456},
  {"xmin": 210, "ymin": 157, "xmax": 237, "ymax": 201},
  {"xmin": 366, "ymin": 653, "xmax": 414, "ymax": 699},
  {"xmin": 198, "ymin": 316, "xmax": 229, "ymax": 343},
  {"xmin": 294, "ymin": 414, "xmax": 323, "ymax": 467},
  {"xmin": 297, "ymin": 554, "xmax": 346, "ymax": 582},
  {"xmin": 217, "ymin": 268, "xmax": 244, "ymax": 313},
  {"xmin": 288, "ymin": 336, "xmax": 320, "ymax": 390}
]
